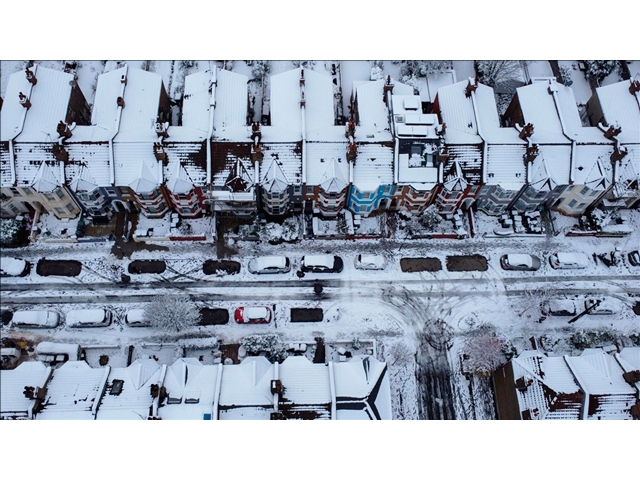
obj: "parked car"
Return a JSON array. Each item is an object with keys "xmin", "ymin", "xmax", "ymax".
[
  {"xmin": 301, "ymin": 255, "xmax": 344, "ymax": 273},
  {"xmin": 11, "ymin": 310, "xmax": 60, "ymax": 328},
  {"xmin": 234, "ymin": 306, "xmax": 272, "ymax": 324},
  {"xmin": 66, "ymin": 308, "xmax": 112, "ymax": 328},
  {"xmin": 541, "ymin": 299, "xmax": 577, "ymax": 316},
  {"xmin": 548, "ymin": 252, "xmax": 590, "ymax": 269},
  {"xmin": 500, "ymin": 254, "xmax": 541, "ymax": 271},
  {"xmin": 628, "ymin": 251, "xmax": 640, "ymax": 267},
  {"xmin": 125, "ymin": 308, "xmax": 150, "ymax": 327},
  {"xmin": 248, "ymin": 256, "xmax": 291, "ymax": 274},
  {"xmin": 0, "ymin": 257, "xmax": 30, "ymax": 277},
  {"xmin": 354, "ymin": 254, "xmax": 387, "ymax": 270}
]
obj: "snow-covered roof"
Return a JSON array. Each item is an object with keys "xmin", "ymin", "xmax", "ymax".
[
  {"xmin": 96, "ymin": 358, "xmax": 161, "ymax": 420},
  {"xmin": 214, "ymin": 68, "xmax": 249, "ymax": 132},
  {"xmin": 113, "ymin": 142, "xmax": 161, "ymax": 191},
  {"xmin": 269, "ymin": 68, "xmax": 302, "ymax": 138},
  {"xmin": 166, "ymin": 161, "xmax": 196, "ymax": 194},
  {"xmin": 1, "ymin": 66, "xmax": 75, "ymax": 143},
  {"xmin": 352, "ymin": 143, "xmax": 394, "ymax": 191},
  {"xmin": 573, "ymin": 145, "xmax": 614, "ymax": 188},
  {"xmin": 355, "ymin": 79, "xmax": 412, "ymax": 132},
  {"xmin": 510, "ymin": 352, "xmax": 583, "ymax": 420},
  {"xmin": 565, "ymin": 350, "xmax": 636, "ymax": 420},
  {"xmin": 92, "ymin": 67, "xmax": 124, "ymax": 132},
  {"xmin": 278, "ymin": 356, "xmax": 331, "ymax": 405},
  {"xmin": 515, "ymin": 81, "xmax": 571, "ymax": 144},
  {"xmin": 305, "ymin": 143, "xmax": 349, "ymax": 192},
  {"xmin": 0, "ymin": 361, "xmax": 51, "ymax": 420},
  {"xmin": 596, "ymin": 80, "xmax": 640, "ymax": 144},
  {"xmin": 528, "ymin": 145, "xmax": 571, "ymax": 190},
  {"xmin": 473, "ymin": 83, "xmax": 525, "ymax": 145},
  {"xmin": 36, "ymin": 361, "xmax": 109, "ymax": 420},
  {"xmin": 67, "ymin": 148, "xmax": 111, "ymax": 190},
  {"xmin": 159, "ymin": 358, "xmax": 219, "ymax": 420},
  {"xmin": 434, "ymin": 80, "xmax": 482, "ymax": 145},
  {"xmin": 259, "ymin": 143, "xmax": 302, "ymax": 187},
  {"xmin": 301, "ymin": 68, "xmax": 336, "ymax": 133},
  {"xmin": 397, "ymin": 151, "xmax": 439, "ymax": 188},
  {"xmin": 333, "ymin": 355, "xmax": 392, "ymax": 420},
  {"xmin": 181, "ymin": 70, "xmax": 213, "ymax": 132},
  {"xmin": 31, "ymin": 160, "xmax": 62, "ymax": 193},
  {"xmin": 218, "ymin": 356, "xmax": 275, "ymax": 408},
  {"xmin": 114, "ymin": 67, "xmax": 164, "ymax": 142},
  {"xmin": 484, "ymin": 144, "xmax": 526, "ymax": 190}
]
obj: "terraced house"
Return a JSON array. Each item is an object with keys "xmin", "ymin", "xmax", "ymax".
[
  {"xmin": 1, "ymin": 65, "xmax": 90, "ymax": 219},
  {"xmin": 586, "ymin": 78, "xmax": 640, "ymax": 209},
  {"xmin": 2, "ymin": 62, "xmax": 637, "ymax": 225}
]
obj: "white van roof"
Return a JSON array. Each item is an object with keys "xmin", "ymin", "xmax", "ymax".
[
  {"xmin": 252, "ymin": 256, "xmax": 288, "ymax": 270},
  {"xmin": 12, "ymin": 310, "xmax": 59, "ymax": 327}
]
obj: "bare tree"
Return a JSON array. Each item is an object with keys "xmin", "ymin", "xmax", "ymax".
[
  {"xmin": 474, "ymin": 60, "xmax": 525, "ymax": 89},
  {"xmin": 462, "ymin": 328, "xmax": 507, "ymax": 376},
  {"xmin": 517, "ymin": 284, "xmax": 558, "ymax": 319},
  {"xmin": 144, "ymin": 295, "xmax": 199, "ymax": 333},
  {"xmin": 387, "ymin": 341, "xmax": 414, "ymax": 366}
]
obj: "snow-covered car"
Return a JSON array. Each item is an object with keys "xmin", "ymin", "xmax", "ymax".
[
  {"xmin": 548, "ymin": 252, "xmax": 590, "ymax": 269},
  {"xmin": 354, "ymin": 254, "xmax": 387, "ymax": 270},
  {"xmin": 301, "ymin": 255, "xmax": 344, "ymax": 273},
  {"xmin": 234, "ymin": 306, "xmax": 272, "ymax": 324},
  {"xmin": 0, "ymin": 257, "xmax": 30, "ymax": 277},
  {"xmin": 499, "ymin": 254, "xmax": 541, "ymax": 271},
  {"xmin": 11, "ymin": 310, "xmax": 60, "ymax": 328},
  {"xmin": 65, "ymin": 308, "xmax": 113, "ymax": 328},
  {"xmin": 628, "ymin": 251, "xmax": 640, "ymax": 267},
  {"xmin": 541, "ymin": 299, "xmax": 576, "ymax": 316},
  {"xmin": 125, "ymin": 308, "xmax": 151, "ymax": 327},
  {"xmin": 248, "ymin": 256, "xmax": 291, "ymax": 275}
]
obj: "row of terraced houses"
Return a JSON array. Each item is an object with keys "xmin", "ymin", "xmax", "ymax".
[{"xmin": 1, "ymin": 64, "xmax": 639, "ymax": 224}]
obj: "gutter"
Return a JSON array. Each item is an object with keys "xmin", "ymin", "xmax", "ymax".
[
  {"xmin": 91, "ymin": 365, "xmax": 111, "ymax": 418},
  {"xmin": 273, "ymin": 361, "xmax": 279, "ymax": 412},
  {"xmin": 8, "ymin": 64, "xmax": 38, "ymax": 186},
  {"xmin": 152, "ymin": 363, "xmax": 167, "ymax": 418},
  {"xmin": 206, "ymin": 67, "xmax": 217, "ymax": 185},
  {"xmin": 548, "ymin": 80, "xmax": 576, "ymax": 184},
  {"xmin": 393, "ymin": 137, "xmax": 399, "ymax": 184},
  {"xmin": 212, "ymin": 362, "xmax": 223, "ymax": 420},
  {"xmin": 328, "ymin": 361, "xmax": 337, "ymax": 420},
  {"xmin": 109, "ymin": 64, "xmax": 128, "ymax": 186},
  {"xmin": 562, "ymin": 355, "xmax": 589, "ymax": 420},
  {"xmin": 469, "ymin": 84, "xmax": 489, "ymax": 184}
]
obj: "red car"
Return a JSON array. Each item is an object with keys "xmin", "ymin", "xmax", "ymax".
[{"xmin": 234, "ymin": 306, "xmax": 273, "ymax": 324}]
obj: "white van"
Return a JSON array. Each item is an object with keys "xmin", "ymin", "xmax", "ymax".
[
  {"xmin": 66, "ymin": 308, "xmax": 112, "ymax": 328},
  {"xmin": 12, "ymin": 310, "xmax": 60, "ymax": 328},
  {"xmin": 125, "ymin": 308, "xmax": 150, "ymax": 327}
]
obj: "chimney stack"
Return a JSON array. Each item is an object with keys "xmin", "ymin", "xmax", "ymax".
[
  {"xmin": 18, "ymin": 92, "xmax": 31, "ymax": 109},
  {"xmin": 25, "ymin": 68, "xmax": 37, "ymax": 86}
]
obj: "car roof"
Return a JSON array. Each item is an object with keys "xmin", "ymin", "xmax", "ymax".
[
  {"xmin": 244, "ymin": 307, "xmax": 269, "ymax": 319},
  {"xmin": 251, "ymin": 256, "xmax": 288, "ymax": 270},
  {"xmin": 66, "ymin": 309, "xmax": 107, "ymax": 324},
  {"xmin": 303, "ymin": 255, "xmax": 334, "ymax": 268},
  {"xmin": 0, "ymin": 257, "xmax": 26, "ymax": 275},
  {"xmin": 556, "ymin": 252, "xmax": 587, "ymax": 264},
  {"xmin": 359, "ymin": 254, "xmax": 385, "ymax": 265},
  {"xmin": 506, "ymin": 254, "xmax": 533, "ymax": 267}
]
